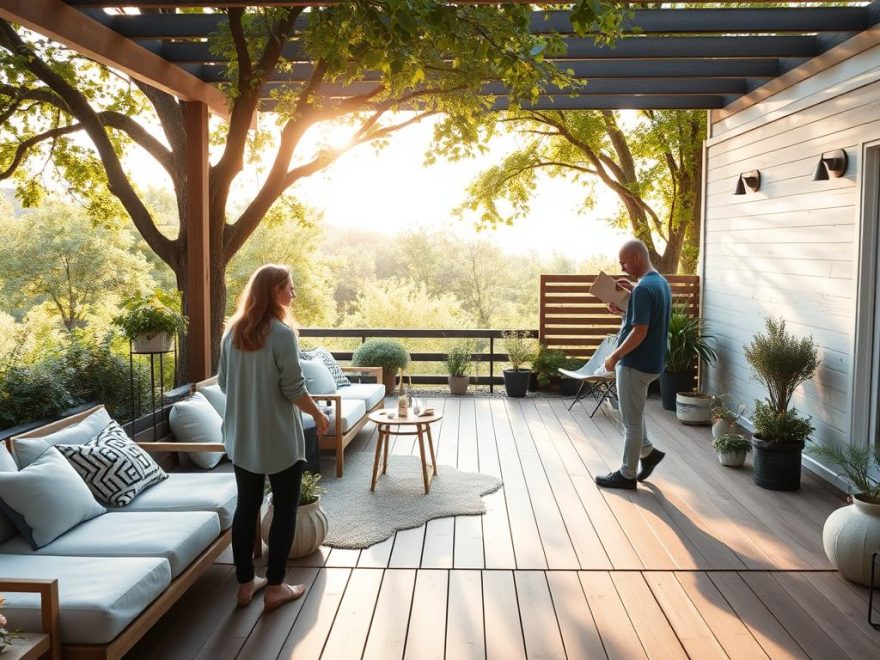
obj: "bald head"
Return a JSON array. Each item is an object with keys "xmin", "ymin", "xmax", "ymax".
[{"xmin": 618, "ymin": 239, "xmax": 653, "ymax": 279}]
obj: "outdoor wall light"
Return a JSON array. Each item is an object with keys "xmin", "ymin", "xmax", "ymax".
[
  {"xmin": 733, "ymin": 170, "xmax": 761, "ymax": 195},
  {"xmin": 812, "ymin": 149, "xmax": 848, "ymax": 180}
]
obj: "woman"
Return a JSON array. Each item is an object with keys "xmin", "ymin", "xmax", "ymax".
[{"xmin": 218, "ymin": 264, "xmax": 330, "ymax": 611}]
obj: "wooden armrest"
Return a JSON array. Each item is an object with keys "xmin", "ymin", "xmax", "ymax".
[
  {"xmin": 341, "ymin": 366, "xmax": 383, "ymax": 381},
  {"xmin": 0, "ymin": 578, "xmax": 60, "ymax": 660},
  {"xmin": 137, "ymin": 442, "xmax": 226, "ymax": 453},
  {"xmin": 311, "ymin": 394, "xmax": 342, "ymax": 407}
]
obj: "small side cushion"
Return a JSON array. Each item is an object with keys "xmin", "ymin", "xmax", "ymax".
[
  {"xmin": 56, "ymin": 421, "xmax": 168, "ymax": 507},
  {"xmin": 0, "ymin": 444, "xmax": 18, "ymax": 543},
  {"xmin": 301, "ymin": 357, "xmax": 337, "ymax": 394},
  {"xmin": 123, "ymin": 472, "xmax": 237, "ymax": 530},
  {"xmin": 0, "ymin": 554, "xmax": 171, "ymax": 645},
  {"xmin": 301, "ymin": 347, "xmax": 351, "ymax": 388},
  {"xmin": 169, "ymin": 392, "xmax": 225, "ymax": 469},
  {"xmin": 199, "ymin": 383, "xmax": 226, "ymax": 417},
  {"xmin": 0, "ymin": 447, "xmax": 106, "ymax": 549},
  {"xmin": 12, "ymin": 406, "xmax": 112, "ymax": 468}
]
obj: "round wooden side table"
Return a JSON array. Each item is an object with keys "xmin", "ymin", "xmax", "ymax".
[{"xmin": 367, "ymin": 409, "xmax": 443, "ymax": 494}]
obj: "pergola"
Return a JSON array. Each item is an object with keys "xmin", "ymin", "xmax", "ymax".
[{"xmin": 2, "ymin": 0, "xmax": 879, "ymax": 379}]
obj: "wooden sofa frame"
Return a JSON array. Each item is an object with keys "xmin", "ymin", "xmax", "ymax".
[
  {"xmin": 196, "ymin": 366, "xmax": 385, "ymax": 477},
  {"xmin": 6, "ymin": 406, "xmax": 232, "ymax": 660}
]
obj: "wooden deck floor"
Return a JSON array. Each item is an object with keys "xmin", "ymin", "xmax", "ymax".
[{"xmin": 128, "ymin": 397, "xmax": 880, "ymax": 659}]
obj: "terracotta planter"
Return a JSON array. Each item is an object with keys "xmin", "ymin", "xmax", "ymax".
[
  {"xmin": 448, "ymin": 375, "xmax": 469, "ymax": 395},
  {"xmin": 382, "ymin": 370, "xmax": 397, "ymax": 397},
  {"xmin": 262, "ymin": 497, "xmax": 329, "ymax": 559},
  {"xmin": 132, "ymin": 331, "xmax": 173, "ymax": 354},
  {"xmin": 823, "ymin": 494, "xmax": 880, "ymax": 586}
]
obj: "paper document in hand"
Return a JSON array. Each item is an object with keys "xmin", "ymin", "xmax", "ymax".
[{"xmin": 590, "ymin": 271, "xmax": 630, "ymax": 309}]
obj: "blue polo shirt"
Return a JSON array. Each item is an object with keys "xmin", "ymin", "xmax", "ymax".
[{"xmin": 618, "ymin": 271, "xmax": 671, "ymax": 374}]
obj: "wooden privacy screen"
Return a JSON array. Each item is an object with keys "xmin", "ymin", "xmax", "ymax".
[{"xmin": 539, "ymin": 274, "xmax": 700, "ymax": 359}]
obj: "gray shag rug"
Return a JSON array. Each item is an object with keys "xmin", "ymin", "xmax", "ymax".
[{"xmin": 320, "ymin": 452, "xmax": 502, "ymax": 549}]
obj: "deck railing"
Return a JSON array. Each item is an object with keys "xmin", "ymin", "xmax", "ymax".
[{"xmin": 298, "ymin": 328, "xmax": 538, "ymax": 392}]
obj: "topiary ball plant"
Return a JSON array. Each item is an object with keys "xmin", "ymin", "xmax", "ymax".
[{"xmin": 352, "ymin": 339, "xmax": 410, "ymax": 395}]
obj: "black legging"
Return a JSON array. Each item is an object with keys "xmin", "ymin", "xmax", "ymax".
[{"xmin": 232, "ymin": 460, "xmax": 305, "ymax": 585}]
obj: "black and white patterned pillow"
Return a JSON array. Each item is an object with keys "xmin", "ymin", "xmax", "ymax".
[
  {"xmin": 56, "ymin": 421, "xmax": 168, "ymax": 507},
  {"xmin": 301, "ymin": 347, "xmax": 350, "ymax": 387}
]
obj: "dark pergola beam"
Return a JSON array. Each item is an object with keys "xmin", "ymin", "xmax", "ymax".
[
  {"xmin": 86, "ymin": 8, "xmax": 868, "ymax": 39},
  {"xmin": 61, "ymin": 0, "xmax": 863, "ymax": 6}
]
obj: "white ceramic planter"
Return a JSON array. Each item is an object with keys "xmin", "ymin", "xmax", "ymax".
[
  {"xmin": 262, "ymin": 497, "xmax": 329, "ymax": 559},
  {"xmin": 822, "ymin": 494, "xmax": 880, "ymax": 586},
  {"xmin": 448, "ymin": 375, "xmax": 469, "ymax": 395},
  {"xmin": 716, "ymin": 450, "xmax": 747, "ymax": 467},
  {"xmin": 712, "ymin": 418, "xmax": 737, "ymax": 439},
  {"xmin": 132, "ymin": 331, "xmax": 173, "ymax": 354},
  {"xmin": 675, "ymin": 391, "xmax": 713, "ymax": 425}
]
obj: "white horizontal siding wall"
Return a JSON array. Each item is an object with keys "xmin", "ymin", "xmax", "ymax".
[{"xmin": 703, "ymin": 43, "xmax": 880, "ymax": 454}]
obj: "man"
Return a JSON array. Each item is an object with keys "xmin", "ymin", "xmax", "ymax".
[{"xmin": 595, "ymin": 239, "xmax": 671, "ymax": 490}]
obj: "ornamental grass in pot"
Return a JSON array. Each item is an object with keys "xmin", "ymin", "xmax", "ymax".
[
  {"xmin": 502, "ymin": 330, "xmax": 535, "ymax": 398},
  {"xmin": 351, "ymin": 339, "xmax": 410, "ymax": 396},
  {"xmin": 744, "ymin": 318, "xmax": 818, "ymax": 491},
  {"xmin": 660, "ymin": 306, "xmax": 717, "ymax": 410},
  {"xmin": 445, "ymin": 340, "xmax": 473, "ymax": 396},
  {"xmin": 262, "ymin": 471, "xmax": 328, "ymax": 559}
]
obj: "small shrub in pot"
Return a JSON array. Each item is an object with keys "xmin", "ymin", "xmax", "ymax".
[{"xmin": 712, "ymin": 433, "xmax": 751, "ymax": 467}]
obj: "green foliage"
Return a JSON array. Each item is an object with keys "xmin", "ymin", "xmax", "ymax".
[
  {"xmin": 752, "ymin": 401, "xmax": 814, "ymax": 445},
  {"xmin": 712, "ymin": 433, "xmax": 751, "ymax": 455},
  {"xmin": 299, "ymin": 471, "xmax": 326, "ymax": 506},
  {"xmin": 0, "ymin": 359, "xmax": 74, "ymax": 429},
  {"xmin": 352, "ymin": 339, "xmax": 410, "ymax": 372},
  {"xmin": 532, "ymin": 345, "xmax": 567, "ymax": 387},
  {"xmin": 665, "ymin": 305, "xmax": 717, "ymax": 374},
  {"xmin": 113, "ymin": 290, "xmax": 187, "ymax": 340},
  {"xmin": 806, "ymin": 439, "xmax": 880, "ymax": 502},
  {"xmin": 444, "ymin": 340, "xmax": 474, "ymax": 377},
  {"xmin": 711, "ymin": 393, "xmax": 744, "ymax": 423},
  {"xmin": 502, "ymin": 330, "xmax": 535, "ymax": 371},
  {"xmin": 744, "ymin": 317, "xmax": 819, "ymax": 416}
]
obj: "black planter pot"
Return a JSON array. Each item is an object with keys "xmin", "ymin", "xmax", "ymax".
[
  {"xmin": 752, "ymin": 436, "xmax": 804, "ymax": 491},
  {"xmin": 527, "ymin": 372, "xmax": 540, "ymax": 392},
  {"xmin": 503, "ymin": 369, "xmax": 531, "ymax": 398},
  {"xmin": 560, "ymin": 377, "xmax": 580, "ymax": 397},
  {"xmin": 659, "ymin": 370, "xmax": 695, "ymax": 410}
]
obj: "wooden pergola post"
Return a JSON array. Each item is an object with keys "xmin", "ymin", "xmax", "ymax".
[{"xmin": 183, "ymin": 100, "xmax": 211, "ymax": 382}]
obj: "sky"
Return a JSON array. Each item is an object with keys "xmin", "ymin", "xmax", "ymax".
[{"xmin": 247, "ymin": 114, "xmax": 629, "ymax": 262}]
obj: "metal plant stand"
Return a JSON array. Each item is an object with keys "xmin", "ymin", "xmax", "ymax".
[{"xmin": 129, "ymin": 339, "xmax": 176, "ymax": 440}]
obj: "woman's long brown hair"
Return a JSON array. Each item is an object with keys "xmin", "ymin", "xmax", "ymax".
[{"xmin": 227, "ymin": 264, "xmax": 291, "ymax": 351}]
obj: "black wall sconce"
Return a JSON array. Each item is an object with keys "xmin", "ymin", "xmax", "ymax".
[
  {"xmin": 733, "ymin": 170, "xmax": 761, "ymax": 195},
  {"xmin": 812, "ymin": 149, "xmax": 848, "ymax": 180}
]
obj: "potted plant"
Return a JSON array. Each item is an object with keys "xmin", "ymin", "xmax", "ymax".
[
  {"xmin": 675, "ymin": 390, "xmax": 713, "ymax": 425},
  {"xmin": 532, "ymin": 345, "xmax": 566, "ymax": 392},
  {"xmin": 559, "ymin": 356, "xmax": 584, "ymax": 397},
  {"xmin": 501, "ymin": 330, "xmax": 534, "ymax": 398},
  {"xmin": 445, "ymin": 340, "xmax": 473, "ymax": 396},
  {"xmin": 712, "ymin": 432, "xmax": 751, "ymax": 467},
  {"xmin": 807, "ymin": 439, "xmax": 880, "ymax": 586},
  {"xmin": 660, "ymin": 305, "xmax": 717, "ymax": 410},
  {"xmin": 262, "ymin": 471, "xmax": 328, "ymax": 559},
  {"xmin": 745, "ymin": 317, "xmax": 818, "ymax": 491},
  {"xmin": 113, "ymin": 289, "xmax": 187, "ymax": 353},
  {"xmin": 711, "ymin": 394, "xmax": 744, "ymax": 439},
  {"xmin": 352, "ymin": 339, "xmax": 410, "ymax": 396}
]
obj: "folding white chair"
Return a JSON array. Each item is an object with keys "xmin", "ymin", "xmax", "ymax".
[{"xmin": 558, "ymin": 335, "xmax": 619, "ymax": 417}]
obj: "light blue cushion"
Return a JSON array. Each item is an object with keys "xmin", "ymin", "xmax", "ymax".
[
  {"xmin": 0, "ymin": 447, "xmax": 106, "ymax": 549},
  {"xmin": 199, "ymin": 383, "xmax": 226, "ymax": 417},
  {"xmin": 0, "ymin": 554, "xmax": 171, "ymax": 645},
  {"xmin": 123, "ymin": 472, "xmax": 237, "ymax": 530},
  {"xmin": 339, "ymin": 383, "xmax": 386, "ymax": 410},
  {"xmin": 0, "ymin": 444, "xmax": 18, "ymax": 543},
  {"xmin": 301, "ymin": 357, "xmax": 337, "ymax": 394},
  {"xmin": 168, "ymin": 392, "xmax": 225, "ymax": 470},
  {"xmin": 12, "ymin": 407, "xmax": 112, "ymax": 468},
  {"xmin": 0, "ymin": 510, "xmax": 220, "ymax": 579}
]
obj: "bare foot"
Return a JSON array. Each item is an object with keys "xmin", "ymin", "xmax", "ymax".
[
  {"xmin": 236, "ymin": 576, "xmax": 268, "ymax": 607},
  {"xmin": 263, "ymin": 583, "xmax": 306, "ymax": 612}
]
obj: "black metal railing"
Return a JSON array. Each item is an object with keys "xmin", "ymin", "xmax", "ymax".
[{"xmin": 298, "ymin": 328, "xmax": 538, "ymax": 392}]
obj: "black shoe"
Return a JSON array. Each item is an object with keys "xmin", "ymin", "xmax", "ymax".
[
  {"xmin": 595, "ymin": 470, "xmax": 637, "ymax": 490},
  {"xmin": 637, "ymin": 449, "xmax": 666, "ymax": 482}
]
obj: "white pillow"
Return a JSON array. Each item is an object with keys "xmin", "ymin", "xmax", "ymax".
[
  {"xmin": 168, "ymin": 392, "xmax": 225, "ymax": 470},
  {"xmin": 13, "ymin": 407, "xmax": 113, "ymax": 468},
  {"xmin": 301, "ymin": 357, "xmax": 337, "ymax": 394},
  {"xmin": 199, "ymin": 383, "xmax": 226, "ymax": 417},
  {"xmin": 0, "ymin": 447, "xmax": 106, "ymax": 549}
]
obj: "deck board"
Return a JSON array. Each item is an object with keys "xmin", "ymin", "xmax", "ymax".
[{"xmin": 125, "ymin": 397, "xmax": 877, "ymax": 660}]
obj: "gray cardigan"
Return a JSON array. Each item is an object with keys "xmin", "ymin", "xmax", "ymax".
[{"xmin": 217, "ymin": 319, "xmax": 307, "ymax": 474}]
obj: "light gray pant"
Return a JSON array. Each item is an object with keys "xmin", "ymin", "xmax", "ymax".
[{"xmin": 615, "ymin": 365, "xmax": 661, "ymax": 479}]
